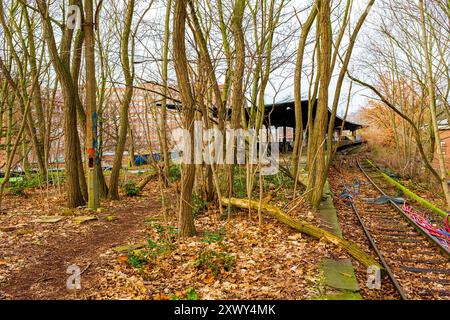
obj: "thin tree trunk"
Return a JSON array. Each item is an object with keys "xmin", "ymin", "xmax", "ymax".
[
  {"xmin": 108, "ymin": 0, "xmax": 135, "ymax": 200},
  {"xmin": 224, "ymin": 0, "xmax": 245, "ymax": 199},
  {"xmin": 160, "ymin": 0, "xmax": 172, "ymax": 185},
  {"xmin": 291, "ymin": 3, "xmax": 317, "ymax": 178},
  {"xmin": 173, "ymin": 0, "xmax": 196, "ymax": 237},
  {"xmin": 307, "ymin": 0, "xmax": 332, "ymax": 208}
]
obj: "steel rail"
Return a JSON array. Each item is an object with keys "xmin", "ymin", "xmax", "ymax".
[
  {"xmin": 357, "ymin": 160, "xmax": 450, "ymax": 259},
  {"xmin": 348, "ymin": 200, "xmax": 408, "ymax": 299},
  {"xmin": 348, "ymin": 159, "xmax": 450, "ymax": 299}
]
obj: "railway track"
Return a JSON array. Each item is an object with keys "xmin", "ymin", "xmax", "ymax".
[{"xmin": 348, "ymin": 159, "xmax": 450, "ymax": 300}]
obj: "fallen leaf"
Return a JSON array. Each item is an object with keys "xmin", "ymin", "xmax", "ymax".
[
  {"xmin": 204, "ymin": 274, "xmax": 215, "ymax": 284},
  {"xmin": 153, "ymin": 292, "xmax": 169, "ymax": 300}
]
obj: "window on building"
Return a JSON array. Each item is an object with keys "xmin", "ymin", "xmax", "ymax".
[{"xmin": 441, "ymin": 141, "xmax": 446, "ymax": 154}]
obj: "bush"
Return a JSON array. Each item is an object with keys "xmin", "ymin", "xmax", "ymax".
[
  {"xmin": 47, "ymin": 171, "xmax": 66, "ymax": 185},
  {"xmin": 169, "ymin": 165, "xmax": 181, "ymax": 182},
  {"xmin": 149, "ymin": 223, "xmax": 179, "ymax": 240},
  {"xmin": 194, "ymin": 249, "xmax": 234, "ymax": 277},
  {"xmin": 8, "ymin": 173, "xmax": 44, "ymax": 194},
  {"xmin": 146, "ymin": 223, "xmax": 178, "ymax": 256},
  {"xmin": 233, "ymin": 178, "xmax": 247, "ymax": 198},
  {"xmin": 25, "ymin": 173, "xmax": 45, "ymax": 189},
  {"xmin": 264, "ymin": 173, "xmax": 293, "ymax": 189},
  {"xmin": 8, "ymin": 177, "xmax": 27, "ymax": 196},
  {"xmin": 122, "ymin": 180, "xmax": 140, "ymax": 197}
]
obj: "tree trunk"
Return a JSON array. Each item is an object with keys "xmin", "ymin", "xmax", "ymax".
[
  {"xmin": 36, "ymin": 0, "xmax": 85, "ymax": 208},
  {"xmin": 173, "ymin": 0, "xmax": 196, "ymax": 237},
  {"xmin": 160, "ymin": 0, "xmax": 173, "ymax": 185},
  {"xmin": 223, "ymin": 0, "xmax": 245, "ymax": 199},
  {"xmin": 307, "ymin": 0, "xmax": 332, "ymax": 208},
  {"xmin": 291, "ymin": 4, "xmax": 317, "ymax": 178},
  {"xmin": 108, "ymin": 0, "xmax": 135, "ymax": 200}
]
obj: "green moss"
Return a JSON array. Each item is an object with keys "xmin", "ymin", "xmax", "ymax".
[{"xmin": 367, "ymin": 160, "xmax": 448, "ymax": 220}]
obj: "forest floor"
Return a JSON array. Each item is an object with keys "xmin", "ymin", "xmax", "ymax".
[
  {"xmin": 0, "ymin": 173, "xmax": 348, "ymax": 300},
  {"xmin": 2, "ymin": 156, "xmax": 432, "ymax": 300}
]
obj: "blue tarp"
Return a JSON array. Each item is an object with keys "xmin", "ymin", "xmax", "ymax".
[{"xmin": 134, "ymin": 153, "xmax": 162, "ymax": 166}]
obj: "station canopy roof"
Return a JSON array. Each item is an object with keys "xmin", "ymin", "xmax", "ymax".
[
  {"xmin": 248, "ymin": 100, "xmax": 363, "ymax": 132},
  {"xmin": 165, "ymin": 99, "xmax": 363, "ymax": 132}
]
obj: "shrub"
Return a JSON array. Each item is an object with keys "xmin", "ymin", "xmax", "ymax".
[
  {"xmin": 8, "ymin": 172, "xmax": 67, "ymax": 195},
  {"xmin": 169, "ymin": 165, "xmax": 181, "ymax": 182},
  {"xmin": 194, "ymin": 249, "xmax": 235, "ymax": 277},
  {"xmin": 24, "ymin": 173, "xmax": 44, "ymax": 189},
  {"xmin": 47, "ymin": 171, "xmax": 66, "ymax": 185},
  {"xmin": 127, "ymin": 232, "xmax": 177, "ymax": 269},
  {"xmin": 150, "ymin": 223, "xmax": 179, "ymax": 240},
  {"xmin": 9, "ymin": 178, "xmax": 27, "ymax": 196},
  {"xmin": 125, "ymin": 223, "xmax": 179, "ymax": 270},
  {"xmin": 147, "ymin": 238, "xmax": 175, "ymax": 256},
  {"xmin": 123, "ymin": 180, "xmax": 140, "ymax": 197},
  {"xmin": 264, "ymin": 173, "xmax": 293, "ymax": 189}
]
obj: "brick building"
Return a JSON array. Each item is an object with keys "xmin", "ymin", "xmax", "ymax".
[
  {"xmin": 434, "ymin": 120, "xmax": 450, "ymax": 170},
  {"xmin": 102, "ymin": 83, "xmax": 181, "ymax": 166}
]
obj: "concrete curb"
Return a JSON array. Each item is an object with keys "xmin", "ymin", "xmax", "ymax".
[{"xmin": 314, "ymin": 180, "xmax": 362, "ymax": 300}]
